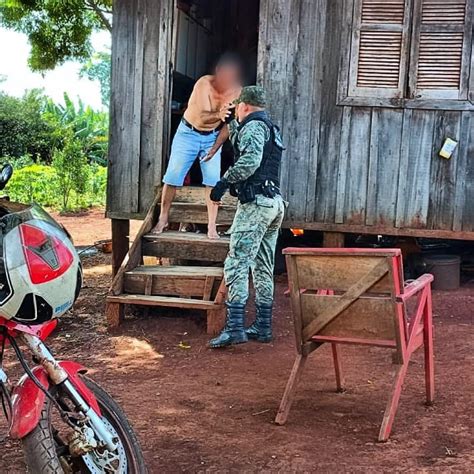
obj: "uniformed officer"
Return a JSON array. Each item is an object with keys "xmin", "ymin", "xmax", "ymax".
[{"xmin": 208, "ymin": 86, "xmax": 285, "ymax": 348}]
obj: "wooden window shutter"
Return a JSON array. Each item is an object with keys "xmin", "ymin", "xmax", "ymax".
[
  {"xmin": 348, "ymin": 0, "xmax": 412, "ymax": 98},
  {"xmin": 409, "ymin": 0, "xmax": 473, "ymax": 100}
]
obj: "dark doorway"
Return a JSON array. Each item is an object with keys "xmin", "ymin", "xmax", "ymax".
[{"xmin": 169, "ymin": 0, "xmax": 260, "ymax": 185}]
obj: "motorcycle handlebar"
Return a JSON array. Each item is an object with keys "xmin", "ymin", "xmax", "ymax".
[{"xmin": 0, "ymin": 164, "xmax": 13, "ymax": 191}]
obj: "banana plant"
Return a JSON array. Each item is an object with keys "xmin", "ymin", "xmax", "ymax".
[{"xmin": 43, "ymin": 93, "xmax": 108, "ymax": 165}]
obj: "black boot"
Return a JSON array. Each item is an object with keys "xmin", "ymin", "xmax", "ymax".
[
  {"xmin": 246, "ymin": 302, "xmax": 273, "ymax": 343},
  {"xmin": 208, "ymin": 302, "xmax": 248, "ymax": 348}
]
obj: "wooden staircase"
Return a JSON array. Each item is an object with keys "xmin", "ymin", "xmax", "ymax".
[{"xmin": 105, "ymin": 187, "xmax": 237, "ymax": 334}]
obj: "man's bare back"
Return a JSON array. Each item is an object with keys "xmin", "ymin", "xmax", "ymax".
[{"xmin": 184, "ymin": 75, "xmax": 241, "ymax": 131}]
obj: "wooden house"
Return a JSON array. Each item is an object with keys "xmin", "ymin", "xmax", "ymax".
[{"xmin": 105, "ymin": 0, "xmax": 474, "ymax": 330}]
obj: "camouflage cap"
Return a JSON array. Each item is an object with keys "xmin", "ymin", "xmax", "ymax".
[{"xmin": 234, "ymin": 86, "xmax": 266, "ymax": 107}]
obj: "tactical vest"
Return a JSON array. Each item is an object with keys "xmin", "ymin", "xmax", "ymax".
[{"xmin": 233, "ymin": 111, "xmax": 284, "ymax": 195}]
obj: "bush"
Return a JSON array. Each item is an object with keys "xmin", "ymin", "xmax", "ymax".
[
  {"xmin": 0, "ymin": 154, "xmax": 34, "ymax": 169},
  {"xmin": 88, "ymin": 163, "xmax": 108, "ymax": 206},
  {"xmin": 5, "ymin": 164, "xmax": 59, "ymax": 206},
  {"xmin": 4, "ymin": 160, "xmax": 107, "ymax": 211},
  {"xmin": 52, "ymin": 137, "xmax": 90, "ymax": 211}
]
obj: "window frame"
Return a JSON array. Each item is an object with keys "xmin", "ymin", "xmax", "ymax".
[
  {"xmin": 348, "ymin": 0, "xmax": 413, "ymax": 100},
  {"xmin": 338, "ymin": 0, "xmax": 474, "ymax": 111}
]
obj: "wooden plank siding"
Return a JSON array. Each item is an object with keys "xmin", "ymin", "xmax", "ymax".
[
  {"xmin": 314, "ymin": 0, "xmax": 349, "ymax": 225},
  {"xmin": 107, "ymin": 0, "xmax": 174, "ymax": 217},
  {"xmin": 461, "ymin": 111, "xmax": 474, "ymax": 232},
  {"xmin": 139, "ymin": 0, "xmax": 174, "ymax": 213},
  {"xmin": 107, "ymin": 0, "xmax": 141, "ymax": 215},
  {"xmin": 107, "ymin": 0, "xmax": 474, "ymax": 239},
  {"xmin": 259, "ymin": 0, "xmax": 474, "ymax": 238}
]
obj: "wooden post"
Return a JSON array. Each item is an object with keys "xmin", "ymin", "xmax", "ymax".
[
  {"xmin": 207, "ymin": 278, "xmax": 227, "ymax": 335},
  {"xmin": 423, "ymin": 288, "xmax": 435, "ymax": 405},
  {"xmin": 323, "ymin": 232, "xmax": 345, "ymax": 248},
  {"xmin": 106, "ymin": 302, "xmax": 125, "ymax": 328},
  {"xmin": 331, "ymin": 343, "xmax": 345, "ymax": 392},
  {"xmin": 111, "ymin": 219, "xmax": 130, "ymax": 278},
  {"xmin": 275, "ymin": 354, "xmax": 308, "ymax": 425}
]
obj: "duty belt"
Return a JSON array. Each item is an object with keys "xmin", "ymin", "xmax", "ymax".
[
  {"xmin": 231, "ymin": 181, "xmax": 281, "ymax": 204},
  {"xmin": 253, "ymin": 183, "xmax": 281, "ymax": 197},
  {"xmin": 181, "ymin": 118, "xmax": 221, "ymax": 135}
]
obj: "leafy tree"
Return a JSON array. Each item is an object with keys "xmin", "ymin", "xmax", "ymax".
[
  {"xmin": 0, "ymin": 89, "xmax": 56, "ymax": 160},
  {"xmin": 80, "ymin": 50, "xmax": 111, "ymax": 107},
  {"xmin": 52, "ymin": 134, "xmax": 89, "ymax": 210},
  {"xmin": 0, "ymin": 89, "xmax": 109, "ymax": 165},
  {"xmin": 0, "ymin": 0, "xmax": 112, "ymax": 71}
]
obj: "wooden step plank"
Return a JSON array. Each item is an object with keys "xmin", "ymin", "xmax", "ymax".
[
  {"xmin": 126, "ymin": 265, "xmax": 223, "ymax": 277},
  {"xmin": 166, "ymin": 203, "xmax": 236, "ymax": 226},
  {"xmin": 142, "ymin": 231, "xmax": 230, "ymax": 262},
  {"xmin": 158, "ymin": 185, "xmax": 238, "ymax": 207},
  {"xmin": 143, "ymin": 231, "xmax": 230, "ymax": 245},
  {"xmin": 107, "ymin": 294, "xmax": 219, "ymax": 310},
  {"xmin": 124, "ymin": 265, "xmax": 224, "ymax": 297},
  {"xmin": 124, "ymin": 275, "xmax": 208, "ymax": 297},
  {"xmin": 169, "ymin": 203, "xmax": 236, "ymax": 212}
]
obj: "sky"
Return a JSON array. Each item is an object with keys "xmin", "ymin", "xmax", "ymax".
[{"xmin": 0, "ymin": 28, "xmax": 111, "ymax": 110}]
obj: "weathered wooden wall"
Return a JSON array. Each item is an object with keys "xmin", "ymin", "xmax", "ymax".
[
  {"xmin": 107, "ymin": 0, "xmax": 474, "ymax": 239},
  {"xmin": 107, "ymin": 0, "xmax": 174, "ymax": 218},
  {"xmin": 258, "ymin": 0, "xmax": 474, "ymax": 238}
]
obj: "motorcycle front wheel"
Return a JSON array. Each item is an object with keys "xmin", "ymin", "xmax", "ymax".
[{"xmin": 21, "ymin": 376, "xmax": 146, "ymax": 474}]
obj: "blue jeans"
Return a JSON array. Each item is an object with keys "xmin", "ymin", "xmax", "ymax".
[{"xmin": 163, "ymin": 122, "xmax": 222, "ymax": 187}]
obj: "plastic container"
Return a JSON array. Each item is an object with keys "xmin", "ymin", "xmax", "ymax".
[{"xmin": 422, "ymin": 255, "xmax": 461, "ymax": 290}]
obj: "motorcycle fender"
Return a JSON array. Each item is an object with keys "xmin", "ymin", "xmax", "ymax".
[
  {"xmin": 10, "ymin": 361, "xmax": 101, "ymax": 440},
  {"xmin": 58, "ymin": 361, "xmax": 101, "ymax": 416},
  {"xmin": 9, "ymin": 367, "xmax": 49, "ymax": 440}
]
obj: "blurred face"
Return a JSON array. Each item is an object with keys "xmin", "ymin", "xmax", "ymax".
[{"xmin": 215, "ymin": 63, "xmax": 241, "ymax": 90}]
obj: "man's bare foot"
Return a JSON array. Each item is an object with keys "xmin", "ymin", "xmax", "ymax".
[
  {"xmin": 207, "ymin": 227, "xmax": 220, "ymax": 240},
  {"xmin": 151, "ymin": 220, "xmax": 169, "ymax": 234}
]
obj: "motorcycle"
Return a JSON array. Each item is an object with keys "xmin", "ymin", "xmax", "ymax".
[{"xmin": 0, "ymin": 164, "xmax": 146, "ymax": 473}]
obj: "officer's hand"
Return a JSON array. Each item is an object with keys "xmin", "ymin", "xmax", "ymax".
[
  {"xmin": 218, "ymin": 104, "xmax": 235, "ymax": 122},
  {"xmin": 210, "ymin": 180, "xmax": 228, "ymax": 202}
]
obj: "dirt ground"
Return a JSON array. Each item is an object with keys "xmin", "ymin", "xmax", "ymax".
[
  {"xmin": 48, "ymin": 208, "xmax": 143, "ymax": 247},
  {"xmin": 1, "ymin": 210, "xmax": 473, "ymax": 473}
]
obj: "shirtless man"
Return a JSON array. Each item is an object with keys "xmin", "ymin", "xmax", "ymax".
[{"xmin": 152, "ymin": 54, "xmax": 242, "ymax": 239}]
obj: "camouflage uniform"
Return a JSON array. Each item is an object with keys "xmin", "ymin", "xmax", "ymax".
[
  {"xmin": 224, "ymin": 120, "xmax": 285, "ymax": 305},
  {"xmin": 208, "ymin": 85, "xmax": 285, "ymax": 348}
]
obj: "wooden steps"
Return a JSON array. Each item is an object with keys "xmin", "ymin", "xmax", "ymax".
[
  {"xmin": 107, "ymin": 294, "xmax": 219, "ymax": 310},
  {"xmin": 142, "ymin": 232, "xmax": 230, "ymax": 261},
  {"xmin": 125, "ymin": 265, "xmax": 224, "ymax": 277},
  {"xmin": 106, "ymin": 188, "xmax": 230, "ymax": 334},
  {"xmin": 124, "ymin": 265, "xmax": 223, "ymax": 298},
  {"xmin": 169, "ymin": 186, "xmax": 237, "ymax": 206},
  {"xmin": 166, "ymin": 202, "xmax": 236, "ymax": 226},
  {"xmin": 160, "ymin": 186, "xmax": 237, "ymax": 226}
]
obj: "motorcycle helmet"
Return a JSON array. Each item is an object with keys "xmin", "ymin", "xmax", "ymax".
[{"xmin": 0, "ymin": 207, "xmax": 82, "ymax": 324}]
